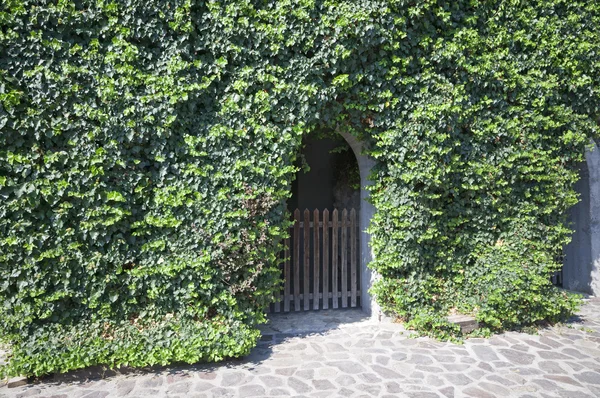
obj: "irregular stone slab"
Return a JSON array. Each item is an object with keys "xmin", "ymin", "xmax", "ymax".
[
  {"xmin": 407, "ymin": 354, "xmax": 433, "ymax": 365},
  {"xmin": 287, "ymin": 376, "xmax": 312, "ymax": 394},
  {"xmin": 522, "ymin": 339, "xmax": 552, "ymax": 350},
  {"xmin": 538, "ymin": 351, "xmax": 572, "ymax": 360},
  {"xmin": 425, "ymin": 375, "xmax": 444, "ymax": 387},
  {"xmin": 13, "ymin": 388, "xmax": 41, "ymax": 397},
  {"xmin": 324, "ymin": 342, "xmax": 345, "ymax": 352},
  {"xmin": 405, "ymin": 392, "xmax": 439, "ymax": 398},
  {"xmin": 132, "ymin": 388, "xmax": 160, "ymax": 396},
  {"xmin": 510, "ymin": 367, "xmax": 544, "ymax": 376},
  {"xmin": 195, "ymin": 381, "xmax": 217, "ymax": 392},
  {"xmin": 439, "ymin": 386, "xmax": 455, "ymax": 398},
  {"xmin": 238, "ymin": 384, "xmax": 265, "ymax": 397},
  {"xmin": 442, "ymin": 363, "xmax": 470, "ymax": 372},
  {"xmin": 432, "ymin": 355, "xmax": 455, "ymax": 363},
  {"xmin": 375, "ymin": 355, "xmax": 390, "ymax": 365},
  {"xmin": 81, "ymin": 392, "xmax": 109, "ymax": 398},
  {"xmin": 269, "ymin": 388, "xmax": 292, "ymax": 396},
  {"xmin": 478, "ymin": 381, "xmax": 510, "ymax": 396},
  {"xmin": 220, "ymin": 371, "xmax": 248, "ymax": 387},
  {"xmin": 295, "ymin": 369, "xmax": 314, "ymax": 380},
  {"xmin": 561, "ymin": 348, "xmax": 588, "ymax": 359},
  {"xmin": 312, "ymin": 379, "xmax": 335, "ymax": 390},
  {"xmin": 510, "ymin": 344, "xmax": 530, "ymax": 352},
  {"xmin": 167, "ymin": 381, "xmax": 191, "ymax": 394},
  {"xmin": 441, "ymin": 373, "xmax": 472, "ymax": 386},
  {"xmin": 544, "ymin": 375, "xmax": 582, "ymax": 387},
  {"xmin": 140, "ymin": 376, "xmax": 163, "ymax": 389},
  {"xmin": 313, "ymin": 367, "xmax": 337, "ymax": 378},
  {"xmin": 575, "ymin": 371, "xmax": 600, "ymax": 385},
  {"xmin": 489, "ymin": 337, "xmax": 509, "ymax": 347},
  {"xmin": 557, "ymin": 391, "xmax": 596, "ymax": 398},
  {"xmin": 582, "ymin": 360, "xmax": 600, "ymax": 371},
  {"xmin": 463, "ymin": 386, "xmax": 496, "ymax": 398},
  {"xmin": 357, "ymin": 372, "xmax": 381, "ymax": 384},
  {"xmin": 485, "ymin": 374, "xmax": 516, "ymax": 386},
  {"xmin": 498, "ymin": 349, "xmax": 536, "ymax": 365},
  {"xmin": 478, "ymin": 362, "xmax": 494, "ymax": 372},
  {"xmin": 390, "ymin": 352, "xmax": 408, "ymax": 361},
  {"xmin": 354, "ymin": 339, "xmax": 375, "ymax": 348},
  {"xmin": 259, "ymin": 375, "xmax": 284, "ymax": 388},
  {"xmin": 467, "ymin": 369, "xmax": 486, "ymax": 381},
  {"xmin": 371, "ymin": 364, "xmax": 402, "ymax": 379},
  {"xmin": 335, "ymin": 375, "xmax": 356, "ymax": 386},
  {"xmin": 417, "ymin": 365, "xmax": 445, "ymax": 374},
  {"xmin": 539, "ymin": 360, "xmax": 567, "ymax": 374},
  {"xmin": 408, "ymin": 370, "xmax": 425, "ymax": 381},
  {"xmin": 274, "ymin": 367, "xmax": 296, "ymax": 376},
  {"xmin": 210, "ymin": 387, "xmax": 235, "ymax": 397},
  {"xmin": 338, "ymin": 387, "xmax": 355, "ymax": 396},
  {"xmin": 355, "ymin": 383, "xmax": 381, "ymax": 395},
  {"xmin": 116, "ymin": 379, "xmax": 136, "ymax": 396},
  {"xmin": 325, "ymin": 361, "xmax": 367, "ymax": 374},
  {"xmin": 539, "ymin": 336, "xmax": 563, "ymax": 348},
  {"xmin": 471, "ymin": 345, "xmax": 499, "ymax": 361},
  {"xmin": 531, "ymin": 378, "xmax": 559, "ymax": 391},
  {"xmin": 197, "ymin": 372, "xmax": 217, "ymax": 380}
]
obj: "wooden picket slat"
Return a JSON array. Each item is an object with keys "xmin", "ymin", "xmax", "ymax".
[
  {"xmin": 294, "ymin": 209, "xmax": 301, "ymax": 311},
  {"xmin": 341, "ymin": 209, "xmax": 348, "ymax": 308},
  {"xmin": 274, "ymin": 248, "xmax": 281, "ymax": 313},
  {"xmin": 332, "ymin": 209, "xmax": 339, "ymax": 309},
  {"xmin": 322, "ymin": 209, "xmax": 329, "ymax": 310},
  {"xmin": 313, "ymin": 209, "xmax": 320, "ymax": 310},
  {"xmin": 350, "ymin": 208, "xmax": 357, "ymax": 308},
  {"xmin": 303, "ymin": 209, "xmax": 310, "ymax": 311},
  {"xmin": 284, "ymin": 237, "xmax": 290, "ymax": 312}
]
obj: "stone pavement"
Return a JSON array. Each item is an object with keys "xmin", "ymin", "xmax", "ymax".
[{"xmin": 2, "ymin": 298, "xmax": 600, "ymax": 398}]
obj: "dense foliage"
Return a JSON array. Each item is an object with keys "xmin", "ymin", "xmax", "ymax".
[{"xmin": 1, "ymin": 0, "xmax": 598, "ymax": 376}]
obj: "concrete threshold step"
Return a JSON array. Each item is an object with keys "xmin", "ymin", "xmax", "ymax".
[{"xmin": 447, "ymin": 314, "xmax": 479, "ymax": 334}]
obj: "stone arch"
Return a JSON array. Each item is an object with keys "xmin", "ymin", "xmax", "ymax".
[
  {"xmin": 563, "ymin": 142, "xmax": 600, "ymax": 295},
  {"xmin": 338, "ymin": 131, "xmax": 382, "ymax": 319}
]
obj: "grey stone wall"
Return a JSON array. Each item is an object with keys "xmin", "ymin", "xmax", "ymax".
[
  {"xmin": 564, "ymin": 142, "xmax": 600, "ymax": 296},
  {"xmin": 339, "ymin": 131, "xmax": 382, "ymax": 319}
]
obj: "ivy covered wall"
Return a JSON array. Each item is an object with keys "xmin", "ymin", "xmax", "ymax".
[{"xmin": 1, "ymin": 0, "xmax": 599, "ymax": 376}]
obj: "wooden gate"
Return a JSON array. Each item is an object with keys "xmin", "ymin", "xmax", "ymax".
[{"xmin": 270, "ymin": 208, "xmax": 360, "ymax": 313}]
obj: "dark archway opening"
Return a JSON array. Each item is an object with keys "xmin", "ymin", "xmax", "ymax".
[
  {"xmin": 271, "ymin": 133, "xmax": 362, "ymax": 313},
  {"xmin": 288, "ymin": 134, "xmax": 360, "ymax": 213}
]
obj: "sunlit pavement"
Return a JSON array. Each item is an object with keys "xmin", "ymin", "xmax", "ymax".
[{"xmin": 2, "ymin": 299, "xmax": 600, "ymax": 397}]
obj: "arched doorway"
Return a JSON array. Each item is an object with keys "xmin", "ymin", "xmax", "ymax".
[
  {"xmin": 563, "ymin": 142, "xmax": 600, "ymax": 295},
  {"xmin": 270, "ymin": 132, "xmax": 381, "ymax": 318}
]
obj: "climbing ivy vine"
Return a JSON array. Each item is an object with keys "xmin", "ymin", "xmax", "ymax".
[{"xmin": 1, "ymin": 0, "xmax": 599, "ymax": 376}]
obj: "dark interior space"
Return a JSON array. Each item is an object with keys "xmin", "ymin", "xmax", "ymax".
[{"xmin": 288, "ymin": 134, "xmax": 360, "ymax": 213}]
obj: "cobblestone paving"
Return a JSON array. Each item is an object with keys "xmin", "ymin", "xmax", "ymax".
[{"xmin": 2, "ymin": 298, "xmax": 600, "ymax": 398}]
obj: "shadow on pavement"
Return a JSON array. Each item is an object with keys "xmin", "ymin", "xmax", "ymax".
[{"xmin": 15, "ymin": 309, "xmax": 372, "ymax": 389}]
